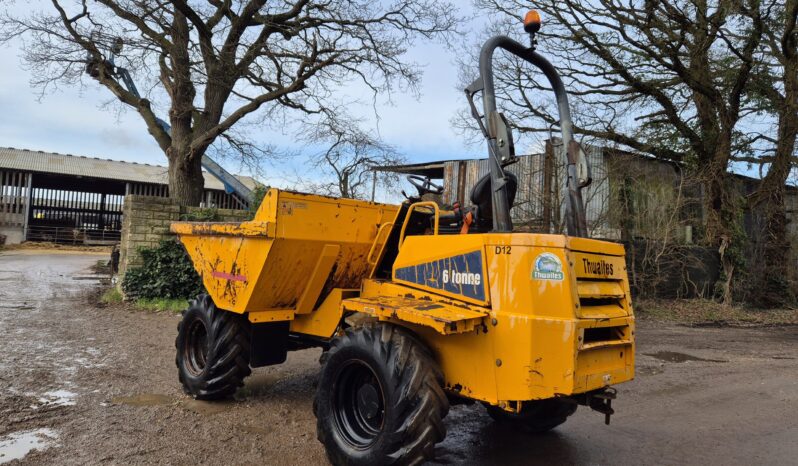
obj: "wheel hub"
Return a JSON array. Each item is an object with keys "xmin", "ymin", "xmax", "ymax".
[
  {"xmin": 184, "ymin": 319, "xmax": 209, "ymax": 376},
  {"xmin": 357, "ymin": 383, "xmax": 380, "ymax": 419},
  {"xmin": 332, "ymin": 360, "xmax": 385, "ymax": 448}
]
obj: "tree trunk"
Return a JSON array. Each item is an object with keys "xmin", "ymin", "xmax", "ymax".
[
  {"xmin": 748, "ymin": 1, "xmax": 798, "ymax": 307},
  {"xmin": 749, "ymin": 91, "xmax": 798, "ymax": 307},
  {"xmin": 168, "ymin": 153, "xmax": 205, "ymax": 206},
  {"xmin": 751, "ymin": 189, "xmax": 791, "ymax": 307},
  {"xmin": 163, "ymin": 9, "xmax": 204, "ymax": 207},
  {"xmin": 704, "ymin": 170, "xmax": 732, "ymax": 304},
  {"xmin": 700, "ymin": 137, "xmax": 740, "ymax": 305}
]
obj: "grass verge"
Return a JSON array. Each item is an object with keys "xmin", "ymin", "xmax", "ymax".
[
  {"xmin": 101, "ymin": 288, "xmax": 124, "ymax": 304},
  {"xmin": 134, "ymin": 298, "xmax": 188, "ymax": 313},
  {"xmin": 636, "ymin": 298, "xmax": 798, "ymax": 327},
  {"xmin": 100, "ymin": 287, "xmax": 186, "ymax": 313}
]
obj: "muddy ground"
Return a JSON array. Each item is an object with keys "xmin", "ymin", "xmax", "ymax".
[{"xmin": 1, "ymin": 251, "xmax": 796, "ymax": 465}]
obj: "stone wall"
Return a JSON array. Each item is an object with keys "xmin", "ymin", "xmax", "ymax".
[
  {"xmin": 119, "ymin": 195, "xmax": 248, "ymax": 277},
  {"xmin": 0, "ymin": 225, "xmax": 24, "ymax": 245}
]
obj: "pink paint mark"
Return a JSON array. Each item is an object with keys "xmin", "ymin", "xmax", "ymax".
[{"xmin": 211, "ymin": 271, "xmax": 247, "ymax": 282}]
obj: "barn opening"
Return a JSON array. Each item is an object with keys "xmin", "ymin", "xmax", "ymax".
[{"xmin": 0, "ymin": 147, "xmax": 256, "ymax": 245}]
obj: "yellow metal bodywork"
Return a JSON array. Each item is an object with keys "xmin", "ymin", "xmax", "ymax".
[
  {"xmin": 173, "ymin": 191, "xmax": 635, "ymax": 408},
  {"xmin": 341, "ymin": 233, "xmax": 635, "ymax": 406},
  {"xmin": 171, "ymin": 189, "xmax": 397, "ymax": 315},
  {"xmin": 342, "ymin": 292, "xmax": 488, "ymax": 335}
]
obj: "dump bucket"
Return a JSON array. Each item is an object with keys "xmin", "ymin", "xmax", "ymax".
[{"xmin": 171, "ymin": 189, "xmax": 398, "ymax": 314}]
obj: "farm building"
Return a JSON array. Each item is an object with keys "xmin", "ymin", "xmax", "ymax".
[
  {"xmin": 381, "ymin": 139, "xmax": 798, "ymax": 298},
  {"xmin": 383, "ymin": 139, "xmax": 798, "ymax": 243},
  {"xmin": 0, "ymin": 147, "xmax": 257, "ymax": 245}
]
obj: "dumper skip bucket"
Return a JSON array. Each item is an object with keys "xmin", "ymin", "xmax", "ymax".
[{"xmin": 171, "ymin": 189, "xmax": 398, "ymax": 314}]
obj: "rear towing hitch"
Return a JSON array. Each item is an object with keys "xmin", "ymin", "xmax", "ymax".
[{"xmin": 573, "ymin": 387, "xmax": 617, "ymax": 425}]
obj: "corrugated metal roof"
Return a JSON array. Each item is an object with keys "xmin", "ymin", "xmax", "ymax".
[{"xmin": 0, "ymin": 147, "xmax": 258, "ymax": 192}]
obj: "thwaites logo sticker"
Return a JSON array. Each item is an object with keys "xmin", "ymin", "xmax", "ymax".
[
  {"xmin": 394, "ymin": 250, "xmax": 485, "ymax": 301},
  {"xmin": 532, "ymin": 252, "xmax": 564, "ymax": 281}
]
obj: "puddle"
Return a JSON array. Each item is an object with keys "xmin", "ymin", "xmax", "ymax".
[
  {"xmin": 38, "ymin": 390, "xmax": 77, "ymax": 407},
  {"xmin": 71, "ymin": 275, "xmax": 108, "ymax": 281},
  {"xmin": 237, "ymin": 373, "xmax": 280, "ymax": 397},
  {"xmin": 644, "ymin": 351, "xmax": 726, "ymax": 363},
  {"xmin": 183, "ymin": 399, "xmax": 231, "ymax": 415},
  {"xmin": 112, "ymin": 394, "xmax": 174, "ymax": 407},
  {"xmin": 636, "ymin": 366, "xmax": 664, "ymax": 376},
  {"xmin": 0, "ymin": 428, "xmax": 58, "ymax": 464}
]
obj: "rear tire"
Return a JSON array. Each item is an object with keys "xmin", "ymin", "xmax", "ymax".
[
  {"xmin": 175, "ymin": 294, "xmax": 251, "ymax": 400},
  {"xmin": 486, "ymin": 398, "xmax": 577, "ymax": 433},
  {"xmin": 315, "ymin": 323, "xmax": 449, "ymax": 466}
]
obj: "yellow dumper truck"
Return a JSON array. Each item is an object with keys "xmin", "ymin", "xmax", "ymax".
[{"xmin": 172, "ymin": 11, "xmax": 634, "ymax": 466}]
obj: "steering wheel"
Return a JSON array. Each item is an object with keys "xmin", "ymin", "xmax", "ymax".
[{"xmin": 407, "ymin": 175, "xmax": 444, "ymax": 196}]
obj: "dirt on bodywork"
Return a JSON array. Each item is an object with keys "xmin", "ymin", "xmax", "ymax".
[{"xmin": 1, "ymin": 251, "xmax": 797, "ymax": 465}]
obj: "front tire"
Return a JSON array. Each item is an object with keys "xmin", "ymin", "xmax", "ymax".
[
  {"xmin": 486, "ymin": 398, "xmax": 577, "ymax": 433},
  {"xmin": 315, "ymin": 323, "xmax": 449, "ymax": 466},
  {"xmin": 175, "ymin": 294, "xmax": 251, "ymax": 400}
]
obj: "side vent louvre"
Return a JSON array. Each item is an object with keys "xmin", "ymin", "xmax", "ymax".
[
  {"xmin": 579, "ymin": 296, "xmax": 622, "ymax": 308},
  {"xmin": 576, "ymin": 279, "xmax": 628, "ymax": 318},
  {"xmin": 580, "ymin": 325, "xmax": 632, "ymax": 350},
  {"xmin": 584, "ymin": 326, "xmax": 625, "ymax": 344}
]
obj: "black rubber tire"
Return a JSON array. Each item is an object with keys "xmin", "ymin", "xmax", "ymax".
[
  {"xmin": 175, "ymin": 294, "xmax": 251, "ymax": 400},
  {"xmin": 314, "ymin": 323, "xmax": 449, "ymax": 466},
  {"xmin": 486, "ymin": 398, "xmax": 577, "ymax": 433}
]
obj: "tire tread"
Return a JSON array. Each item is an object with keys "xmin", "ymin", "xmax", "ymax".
[
  {"xmin": 315, "ymin": 322, "xmax": 448, "ymax": 465},
  {"xmin": 175, "ymin": 293, "xmax": 251, "ymax": 400}
]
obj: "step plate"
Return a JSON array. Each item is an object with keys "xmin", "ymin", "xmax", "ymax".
[{"xmin": 342, "ymin": 296, "xmax": 488, "ymax": 335}]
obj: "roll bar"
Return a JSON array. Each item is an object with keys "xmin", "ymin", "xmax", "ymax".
[{"xmin": 465, "ymin": 21, "xmax": 589, "ymax": 237}]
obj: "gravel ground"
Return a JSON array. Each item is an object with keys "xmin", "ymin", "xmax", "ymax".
[{"xmin": 1, "ymin": 251, "xmax": 796, "ymax": 465}]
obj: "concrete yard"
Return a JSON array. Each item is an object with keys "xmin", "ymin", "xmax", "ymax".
[{"xmin": 1, "ymin": 251, "xmax": 796, "ymax": 465}]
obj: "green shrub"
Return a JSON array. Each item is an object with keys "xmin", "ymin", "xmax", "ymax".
[
  {"xmin": 247, "ymin": 185, "xmax": 268, "ymax": 220},
  {"xmin": 122, "ymin": 239, "xmax": 203, "ymax": 300},
  {"xmin": 180, "ymin": 207, "xmax": 220, "ymax": 222}
]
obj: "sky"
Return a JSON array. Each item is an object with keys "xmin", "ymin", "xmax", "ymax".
[
  {"xmin": 0, "ymin": 1, "xmax": 490, "ymax": 202},
  {"xmin": 1, "ymin": 1, "xmax": 787, "ymax": 205}
]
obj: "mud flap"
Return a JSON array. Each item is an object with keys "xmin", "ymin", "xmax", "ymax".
[{"xmin": 250, "ymin": 321, "xmax": 289, "ymax": 367}]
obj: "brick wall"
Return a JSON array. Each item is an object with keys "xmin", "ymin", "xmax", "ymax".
[{"xmin": 119, "ymin": 195, "xmax": 248, "ymax": 277}]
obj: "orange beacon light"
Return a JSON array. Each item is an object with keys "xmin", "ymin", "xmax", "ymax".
[{"xmin": 524, "ymin": 10, "xmax": 541, "ymax": 34}]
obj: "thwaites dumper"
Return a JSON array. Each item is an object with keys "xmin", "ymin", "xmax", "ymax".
[{"xmin": 172, "ymin": 11, "xmax": 634, "ymax": 466}]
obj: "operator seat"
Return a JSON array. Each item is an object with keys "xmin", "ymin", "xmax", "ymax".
[{"xmin": 469, "ymin": 172, "xmax": 518, "ymax": 231}]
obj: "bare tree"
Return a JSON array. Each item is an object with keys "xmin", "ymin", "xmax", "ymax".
[
  {"xmin": 1, "ymin": 0, "xmax": 457, "ymax": 205},
  {"xmin": 604, "ymin": 152, "xmax": 713, "ymax": 298},
  {"xmin": 297, "ymin": 113, "xmax": 405, "ymax": 199},
  {"xmin": 465, "ymin": 0, "xmax": 765, "ymax": 302}
]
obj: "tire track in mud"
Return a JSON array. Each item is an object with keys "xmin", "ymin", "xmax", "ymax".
[{"xmin": 0, "ymin": 253, "xmax": 108, "ymax": 462}]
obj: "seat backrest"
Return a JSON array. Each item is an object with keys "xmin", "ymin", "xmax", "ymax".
[{"xmin": 469, "ymin": 172, "xmax": 517, "ymax": 229}]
